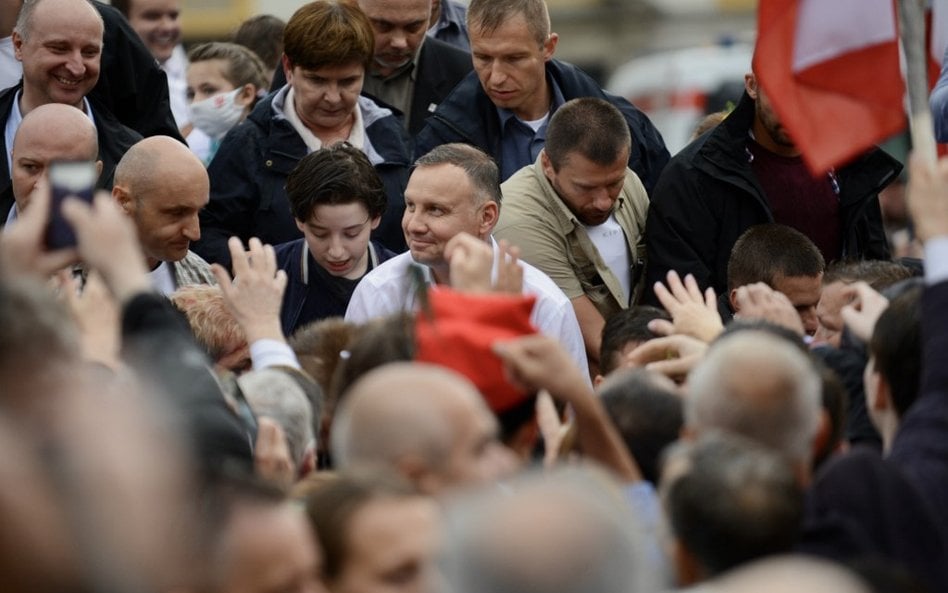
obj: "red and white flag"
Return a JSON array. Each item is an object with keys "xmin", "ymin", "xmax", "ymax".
[{"xmin": 753, "ymin": 0, "xmax": 906, "ymax": 175}]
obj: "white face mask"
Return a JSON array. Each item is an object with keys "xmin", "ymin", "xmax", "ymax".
[{"xmin": 189, "ymin": 88, "xmax": 246, "ymax": 139}]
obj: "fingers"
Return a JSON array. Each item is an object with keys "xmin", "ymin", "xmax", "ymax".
[
  {"xmin": 653, "ymin": 279, "xmax": 677, "ymax": 313},
  {"xmin": 625, "ymin": 335, "xmax": 680, "ymax": 366},
  {"xmin": 645, "ymin": 355, "xmax": 699, "ymax": 379},
  {"xmin": 227, "ymin": 236, "xmax": 249, "ymax": 278},
  {"xmin": 704, "ymin": 286, "xmax": 717, "ymax": 309},
  {"xmin": 647, "ymin": 318, "xmax": 675, "ymax": 337},
  {"xmin": 210, "ymin": 263, "xmax": 233, "ymax": 290},
  {"xmin": 683, "ymin": 272, "xmax": 705, "ymax": 303}
]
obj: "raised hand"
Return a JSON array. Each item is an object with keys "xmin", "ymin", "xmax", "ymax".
[{"xmin": 653, "ymin": 270, "xmax": 723, "ymax": 342}]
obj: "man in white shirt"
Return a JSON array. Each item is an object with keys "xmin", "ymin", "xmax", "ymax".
[
  {"xmin": 346, "ymin": 142, "xmax": 588, "ymax": 374},
  {"xmin": 495, "ymin": 98, "xmax": 649, "ymax": 369}
]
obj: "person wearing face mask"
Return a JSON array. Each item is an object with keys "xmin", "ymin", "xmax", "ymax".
[
  {"xmin": 275, "ymin": 143, "xmax": 395, "ymax": 337},
  {"xmin": 185, "ymin": 42, "xmax": 269, "ymax": 165},
  {"xmin": 194, "ymin": 0, "xmax": 412, "ymax": 271}
]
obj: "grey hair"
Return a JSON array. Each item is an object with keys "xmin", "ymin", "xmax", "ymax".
[
  {"xmin": 414, "ymin": 143, "xmax": 502, "ymax": 207},
  {"xmin": 14, "ymin": 0, "xmax": 104, "ymax": 40},
  {"xmin": 238, "ymin": 369, "xmax": 314, "ymax": 469},
  {"xmin": 685, "ymin": 330, "xmax": 821, "ymax": 462},
  {"xmin": 441, "ymin": 466, "xmax": 660, "ymax": 593}
]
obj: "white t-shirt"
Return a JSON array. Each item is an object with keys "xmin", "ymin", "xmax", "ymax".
[
  {"xmin": 148, "ymin": 261, "xmax": 177, "ymax": 295},
  {"xmin": 584, "ymin": 214, "xmax": 631, "ymax": 306}
]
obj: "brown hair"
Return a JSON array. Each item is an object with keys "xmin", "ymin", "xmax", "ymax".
[
  {"xmin": 283, "ymin": 0, "xmax": 374, "ymax": 71},
  {"xmin": 187, "ymin": 42, "xmax": 270, "ymax": 96},
  {"xmin": 467, "ymin": 0, "xmax": 549, "ymax": 46},
  {"xmin": 303, "ymin": 471, "xmax": 417, "ymax": 580}
]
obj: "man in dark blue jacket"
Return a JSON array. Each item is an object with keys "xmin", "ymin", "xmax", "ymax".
[{"xmin": 413, "ymin": 0, "xmax": 668, "ymax": 192}]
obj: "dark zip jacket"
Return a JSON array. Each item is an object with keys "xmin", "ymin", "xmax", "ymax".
[{"xmin": 645, "ymin": 92, "xmax": 900, "ymax": 300}]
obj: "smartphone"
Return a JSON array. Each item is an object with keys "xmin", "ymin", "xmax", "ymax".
[{"xmin": 46, "ymin": 160, "xmax": 98, "ymax": 250}]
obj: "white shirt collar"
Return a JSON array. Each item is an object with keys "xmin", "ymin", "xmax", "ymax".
[{"xmin": 5, "ymin": 90, "xmax": 96, "ymax": 175}]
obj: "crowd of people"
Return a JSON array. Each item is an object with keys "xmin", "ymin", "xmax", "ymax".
[{"xmin": 1, "ymin": 0, "xmax": 947, "ymax": 592}]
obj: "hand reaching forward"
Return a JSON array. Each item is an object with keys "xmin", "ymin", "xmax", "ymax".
[
  {"xmin": 652, "ymin": 271, "xmax": 723, "ymax": 342},
  {"xmin": 624, "ymin": 334, "xmax": 709, "ymax": 384},
  {"xmin": 840, "ymin": 281, "xmax": 889, "ymax": 343},
  {"xmin": 733, "ymin": 283, "xmax": 805, "ymax": 337},
  {"xmin": 211, "ymin": 237, "xmax": 287, "ymax": 343},
  {"xmin": 445, "ymin": 233, "xmax": 523, "ymax": 295}
]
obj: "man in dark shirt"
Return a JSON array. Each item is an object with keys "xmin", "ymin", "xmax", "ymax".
[{"xmin": 645, "ymin": 70, "xmax": 900, "ymax": 301}]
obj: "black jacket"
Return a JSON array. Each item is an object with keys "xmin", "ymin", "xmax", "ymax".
[
  {"xmin": 193, "ymin": 88, "xmax": 412, "ymax": 269},
  {"xmin": 645, "ymin": 92, "xmax": 900, "ymax": 300},
  {"xmin": 0, "ymin": 83, "xmax": 142, "ymax": 220},
  {"xmin": 404, "ymin": 37, "xmax": 472, "ymax": 137},
  {"xmin": 91, "ymin": 1, "xmax": 183, "ymax": 142},
  {"xmin": 414, "ymin": 59, "xmax": 670, "ymax": 193}
]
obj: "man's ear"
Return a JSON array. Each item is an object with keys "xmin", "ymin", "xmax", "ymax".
[
  {"xmin": 112, "ymin": 184, "xmax": 134, "ymax": 214},
  {"xmin": 396, "ymin": 454, "xmax": 440, "ymax": 496},
  {"xmin": 479, "ymin": 200, "xmax": 499, "ymax": 237},
  {"xmin": 871, "ymin": 374, "xmax": 893, "ymax": 412},
  {"xmin": 744, "ymin": 72, "xmax": 758, "ymax": 99},
  {"xmin": 94, "ymin": 160, "xmax": 104, "ymax": 178},
  {"xmin": 540, "ymin": 149, "xmax": 555, "ymax": 179},
  {"xmin": 12, "ymin": 31, "xmax": 23, "ymax": 61},
  {"xmin": 729, "ymin": 288, "xmax": 740, "ymax": 313},
  {"xmin": 542, "ymin": 32, "xmax": 559, "ymax": 62}
]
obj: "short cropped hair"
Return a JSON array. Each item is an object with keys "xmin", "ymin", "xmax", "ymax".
[
  {"xmin": 545, "ymin": 98, "xmax": 631, "ymax": 170},
  {"xmin": 414, "ymin": 143, "xmax": 502, "ymax": 206},
  {"xmin": 662, "ymin": 432, "xmax": 803, "ymax": 576},
  {"xmin": 238, "ymin": 369, "xmax": 315, "ymax": 469},
  {"xmin": 727, "ymin": 224, "xmax": 826, "ymax": 292},
  {"xmin": 686, "ymin": 330, "xmax": 822, "ymax": 462},
  {"xmin": 286, "ymin": 143, "xmax": 386, "ymax": 223},
  {"xmin": 232, "ymin": 14, "xmax": 286, "ymax": 72},
  {"xmin": 823, "ymin": 259, "xmax": 914, "ymax": 291},
  {"xmin": 869, "ymin": 282, "xmax": 923, "ymax": 419},
  {"xmin": 283, "ymin": 0, "xmax": 374, "ymax": 71},
  {"xmin": 599, "ymin": 306, "xmax": 670, "ymax": 376},
  {"xmin": 188, "ymin": 42, "xmax": 270, "ymax": 96},
  {"xmin": 599, "ymin": 369, "xmax": 682, "ymax": 484},
  {"xmin": 467, "ymin": 0, "xmax": 549, "ymax": 46}
]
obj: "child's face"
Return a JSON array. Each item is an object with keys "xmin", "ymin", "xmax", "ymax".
[
  {"xmin": 186, "ymin": 58, "xmax": 236, "ymax": 104},
  {"xmin": 296, "ymin": 203, "xmax": 380, "ymax": 280}
]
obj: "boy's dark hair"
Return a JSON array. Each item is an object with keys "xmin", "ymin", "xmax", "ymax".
[
  {"xmin": 599, "ymin": 306, "xmax": 670, "ymax": 376},
  {"xmin": 286, "ymin": 143, "xmax": 387, "ymax": 222},
  {"xmin": 727, "ymin": 224, "xmax": 825, "ymax": 292}
]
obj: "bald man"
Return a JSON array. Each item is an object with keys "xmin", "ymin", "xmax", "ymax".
[
  {"xmin": 0, "ymin": 0, "xmax": 141, "ymax": 219},
  {"xmin": 113, "ymin": 136, "xmax": 215, "ymax": 294},
  {"xmin": 5, "ymin": 103, "xmax": 101, "ymax": 224},
  {"xmin": 331, "ymin": 362, "xmax": 516, "ymax": 497}
]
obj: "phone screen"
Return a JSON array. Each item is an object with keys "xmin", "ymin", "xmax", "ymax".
[{"xmin": 46, "ymin": 161, "xmax": 98, "ymax": 250}]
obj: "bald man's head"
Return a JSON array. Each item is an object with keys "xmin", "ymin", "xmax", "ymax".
[
  {"xmin": 331, "ymin": 362, "xmax": 516, "ymax": 496},
  {"xmin": 11, "ymin": 103, "xmax": 100, "ymax": 212},
  {"xmin": 113, "ymin": 136, "xmax": 209, "ymax": 266}
]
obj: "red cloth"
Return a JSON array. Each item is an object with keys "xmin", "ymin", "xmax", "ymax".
[
  {"xmin": 754, "ymin": 0, "xmax": 906, "ymax": 174},
  {"xmin": 414, "ymin": 288, "xmax": 537, "ymax": 413}
]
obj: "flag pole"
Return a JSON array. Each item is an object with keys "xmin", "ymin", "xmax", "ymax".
[{"xmin": 900, "ymin": 0, "xmax": 938, "ymax": 165}]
